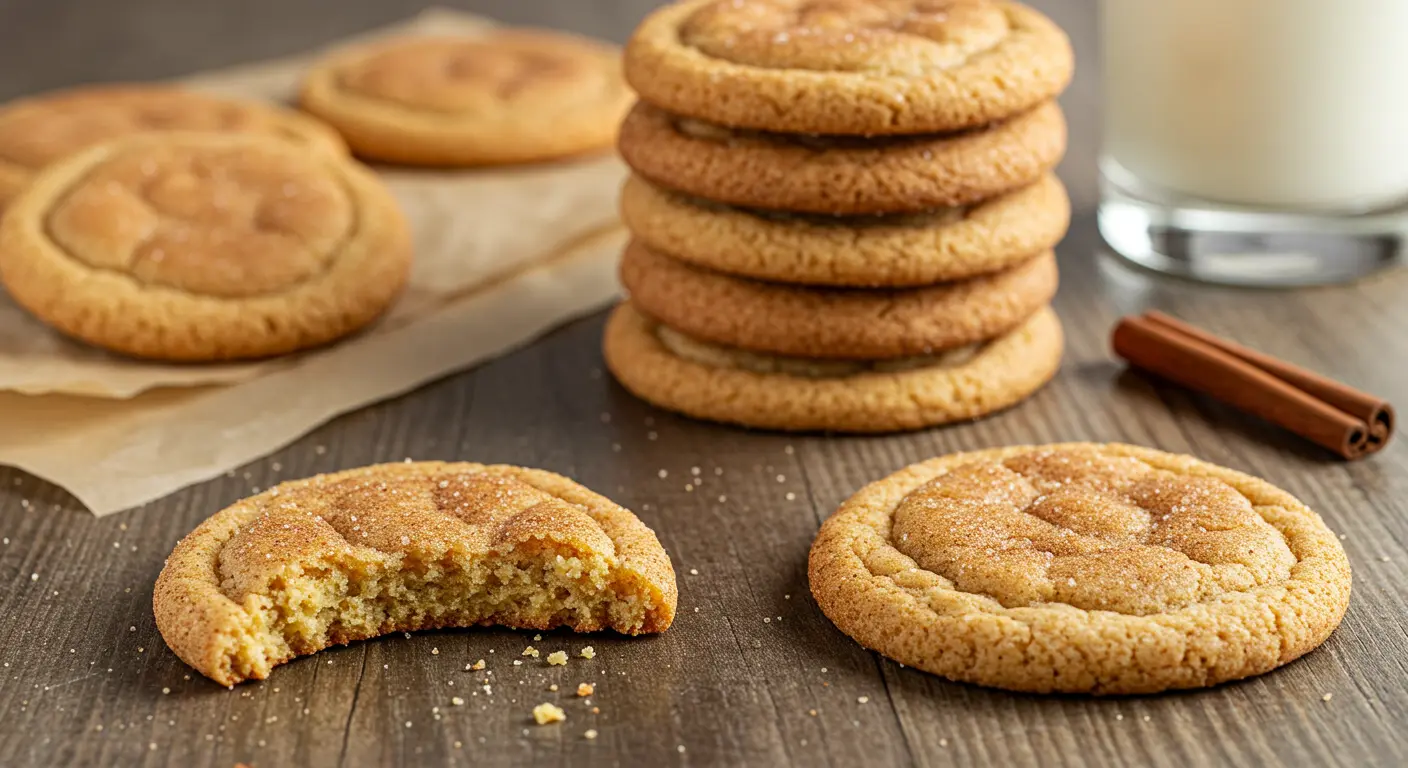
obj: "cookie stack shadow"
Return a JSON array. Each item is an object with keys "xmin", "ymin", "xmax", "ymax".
[{"xmin": 603, "ymin": 0, "xmax": 1075, "ymax": 433}]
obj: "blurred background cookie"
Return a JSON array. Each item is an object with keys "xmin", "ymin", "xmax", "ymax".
[
  {"xmin": 300, "ymin": 30, "xmax": 633, "ymax": 166},
  {"xmin": 0, "ymin": 84, "xmax": 346, "ymax": 211},
  {"xmin": 0, "ymin": 132, "xmax": 411, "ymax": 361}
]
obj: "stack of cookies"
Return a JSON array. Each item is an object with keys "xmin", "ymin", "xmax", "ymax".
[{"xmin": 603, "ymin": 0, "xmax": 1076, "ymax": 433}]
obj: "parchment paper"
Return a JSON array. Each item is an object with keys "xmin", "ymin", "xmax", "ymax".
[{"xmin": 0, "ymin": 9, "xmax": 629, "ymax": 514}]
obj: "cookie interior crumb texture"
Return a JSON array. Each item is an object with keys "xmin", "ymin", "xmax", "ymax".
[
  {"xmin": 808, "ymin": 443, "xmax": 1353, "ymax": 694},
  {"xmin": 153, "ymin": 462, "xmax": 677, "ymax": 686}
]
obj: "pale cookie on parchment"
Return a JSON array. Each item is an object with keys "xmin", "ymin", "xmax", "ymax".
[
  {"xmin": 154, "ymin": 461, "xmax": 678, "ymax": 686},
  {"xmin": 0, "ymin": 132, "xmax": 411, "ymax": 361},
  {"xmin": 620, "ymin": 241, "xmax": 1057, "ymax": 359},
  {"xmin": 625, "ymin": 0, "xmax": 1073, "ymax": 135},
  {"xmin": 617, "ymin": 101, "xmax": 1066, "ymax": 215},
  {"xmin": 809, "ymin": 443, "xmax": 1352, "ymax": 694},
  {"xmin": 300, "ymin": 30, "xmax": 633, "ymax": 166},
  {"xmin": 620, "ymin": 173, "xmax": 1069, "ymax": 287},
  {"xmin": 603, "ymin": 302, "xmax": 1062, "ymax": 433},
  {"xmin": 0, "ymin": 84, "xmax": 346, "ymax": 210}
]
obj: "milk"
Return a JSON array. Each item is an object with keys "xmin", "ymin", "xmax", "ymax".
[{"xmin": 1103, "ymin": 0, "xmax": 1408, "ymax": 211}]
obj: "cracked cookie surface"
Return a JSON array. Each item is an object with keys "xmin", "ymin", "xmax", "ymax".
[
  {"xmin": 0, "ymin": 84, "xmax": 345, "ymax": 211},
  {"xmin": 154, "ymin": 461, "xmax": 678, "ymax": 686},
  {"xmin": 808, "ymin": 443, "xmax": 1352, "ymax": 693},
  {"xmin": 620, "ymin": 173, "xmax": 1068, "ymax": 287},
  {"xmin": 625, "ymin": 0, "xmax": 1073, "ymax": 135},
  {"xmin": 300, "ymin": 30, "xmax": 632, "ymax": 165},
  {"xmin": 617, "ymin": 100, "xmax": 1066, "ymax": 215},
  {"xmin": 0, "ymin": 132, "xmax": 411, "ymax": 361},
  {"xmin": 603, "ymin": 302, "xmax": 1061, "ymax": 432},
  {"xmin": 621, "ymin": 241, "xmax": 1056, "ymax": 359}
]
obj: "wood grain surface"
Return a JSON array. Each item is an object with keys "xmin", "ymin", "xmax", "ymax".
[{"xmin": 0, "ymin": 1, "xmax": 1404, "ymax": 767}]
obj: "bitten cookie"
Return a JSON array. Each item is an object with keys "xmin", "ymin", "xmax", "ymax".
[
  {"xmin": 621, "ymin": 241, "xmax": 1057, "ymax": 359},
  {"xmin": 0, "ymin": 84, "xmax": 346, "ymax": 210},
  {"xmin": 621, "ymin": 174, "xmax": 1069, "ymax": 287},
  {"xmin": 155, "ymin": 462, "xmax": 678, "ymax": 686},
  {"xmin": 300, "ymin": 30, "xmax": 633, "ymax": 165},
  {"xmin": 625, "ymin": 0, "xmax": 1074, "ymax": 135},
  {"xmin": 617, "ymin": 101, "xmax": 1066, "ymax": 215},
  {"xmin": 809, "ymin": 444, "xmax": 1353, "ymax": 694},
  {"xmin": 604, "ymin": 302, "xmax": 1062, "ymax": 432},
  {"xmin": 0, "ymin": 132, "xmax": 411, "ymax": 361}
]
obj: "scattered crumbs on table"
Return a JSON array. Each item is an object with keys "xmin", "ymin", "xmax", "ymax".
[
  {"xmin": 579, "ymin": 646, "xmax": 595, "ymax": 659},
  {"xmin": 548, "ymin": 651, "xmax": 568, "ymax": 666},
  {"xmin": 577, "ymin": 683, "xmax": 594, "ymax": 697},
  {"xmin": 522, "ymin": 646, "xmax": 539, "ymax": 658},
  {"xmin": 533, "ymin": 702, "xmax": 566, "ymax": 725}
]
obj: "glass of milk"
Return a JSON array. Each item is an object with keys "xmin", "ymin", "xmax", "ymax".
[{"xmin": 1099, "ymin": 0, "xmax": 1408, "ymax": 286}]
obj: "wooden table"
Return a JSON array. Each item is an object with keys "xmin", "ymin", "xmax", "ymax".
[{"xmin": 1, "ymin": 2, "xmax": 1404, "ymax": 766}]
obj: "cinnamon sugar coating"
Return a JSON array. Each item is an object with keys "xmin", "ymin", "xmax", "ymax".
[
  {"xmin": 809, "ymin": 444, "xmax": 1352, "ymax": 693},
  {"xmin": 300, "ymin": 30, "xmax": 633, "ymax": 165},
  {"xmin": 0, "ymin": 85, "xmax": 345, "ymax": 210},
  {"xmin": 620, "ymin": 241, "xmax": 1057, "ymax": 359},
  {"xmin": 0, "ymin": 132, "xmax": 410, "ymax": 361},
  {"xmin": 603, "ymin": 302, "xmax": 1062, "ymax": 432},
  {"xmin": 625, "ymin": 0, "xmax": 1073, "ymax": 135},
  {"xmin": 154, "ymin": 462, "xmax": 678, "ymax": 686},
  {"xmin": 617, "ymin": 100, "xmax": 1066, "ymax": 215}
]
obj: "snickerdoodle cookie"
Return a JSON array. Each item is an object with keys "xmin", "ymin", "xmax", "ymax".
[
  {"xmin": 620, "ymin": 174, "xmax": 1068, "ymax": 287},
  {"xmin": 621, "ymin": 242, "xmax": 1056, "ymax": 359},
  {"xmin": 617, "ymin": 101, "xmax": 1066, "ymax": 215},
  {"xmin": 0, "ymin": 132, "xmax": 411, "ymax": 361},
  {"xmin": 809, "ymin": 443, "xmax": 1352, "ymax": 694},
  {"xmin": 603, "ymin": 302, "xmax": 1061, "ymax": 432},
  {"xmin": 300, "ymin": 30, "xmax": 633, "ymax": 165},
  {"xmin": 155, "ymin": 461, "xmax": 678, "ymax": 686},
  {"xmin": 0, "ymin": 84, "xmax": 345, "ymax": 210},
  {"xmin": 625, "ymin": 0, "xmax": 1073, "ymax": 135}
]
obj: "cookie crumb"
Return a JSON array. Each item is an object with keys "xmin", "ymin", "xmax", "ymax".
[
  {"xmin": 940, "ymin": 738, "xmax": 949, "ymax": 747},
  {"xmin": 451, "ymin": 697, "xmax": 464, "ymax": 706},
  {"xmin": 578, "ymin": 683, "xmax": 594, "ymax": 697},
  {"xmin": 584, "ymin": 729, "xmax": 599, "ymax": 740},
  {"xmin": 522, "ymin": 646, "xmax": 540, "ymax": 658},
  {"xmin": 547, "ymin": 651, "xmax": 569, "ymax": 666},
  {"xmin": 1322, "ymin": 693, "xmax": 1333, "ymax": 702},
  {"xmin": 533, "ymin": 703, "xmax": 566, "ymax": 725},
  {"xmin": 431, "ymin": 647, "xmax": 439, "ymax": 655},
  {"xmin": 857, "ymin": 696, "xmax": 869, "ymax": 704},
  {"xmin": 469, "ymin": 659, "xmax": 486, "ymax": 671},
  {"xmin": 689, "ymin": 568, "xmax": 699, "ymax": 575},
  {"xmin": 579, "ymin": 646, "xmax": 596, "ymax": 659}
]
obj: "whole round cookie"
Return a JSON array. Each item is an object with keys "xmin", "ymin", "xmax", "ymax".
[
  {"xmin": 809, "ymin": 443, "xmax": 1352, "ymax": 694},
  {"xmin": 154, "ymin": 461, "xmax": 678, "ymax": 685},
  {"xmin": 603, "ymin": 302, "xmax": 1062, "ymax": 432},
  {"xmin": 621, "ymin": 241, "xmax": 1057, "ymax": 359},
  {"xmin": 0, "ymin": 84, "xmax": 346, "ymax": 210},
  {"xmin": 0, "ymin": 132, "xmax": 411, "ymax": 361},
  {"xmin": 300, "ymin": 30, "xmax": 633, "ymax": 165},
  {"xmin": 621, "ymin": 174, "xmax": 1069, "ymax": 287},
  {"xmin": 625, "ymin": 0, "xmax": 1074, "ymax": 135},
  {"xmin": 617, "ymin": 101, "xmax": 1066, "ymax": 215}
]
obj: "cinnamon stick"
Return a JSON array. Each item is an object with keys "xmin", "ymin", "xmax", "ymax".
[{"xmin": 1112, "ymin": 312, "xmax": 1393, "ymax": 460}]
